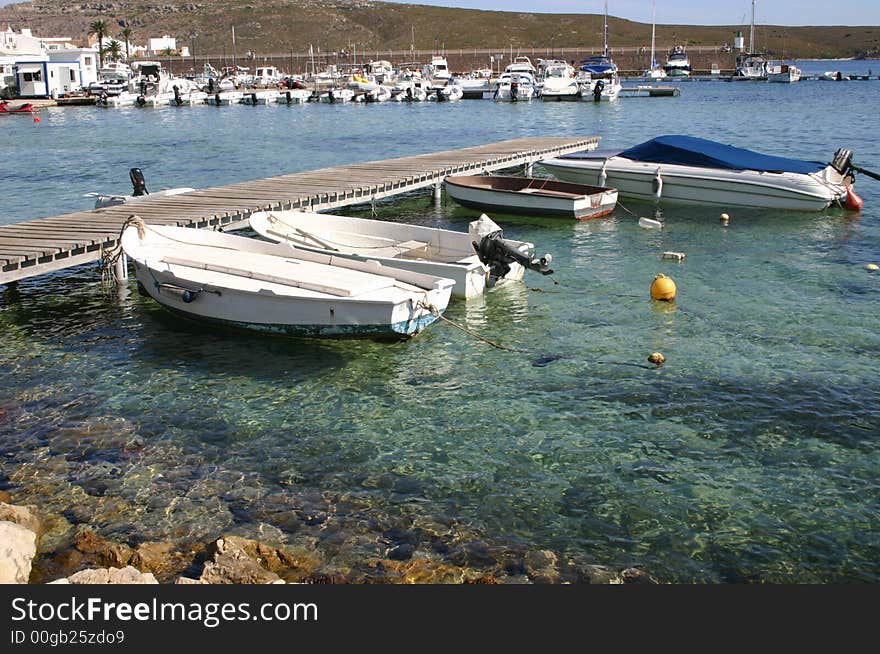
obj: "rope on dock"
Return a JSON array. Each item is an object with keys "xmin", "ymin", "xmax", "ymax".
[{"xmin": 418, "ymin": 301, "xmax": 523, "ymax": 352}]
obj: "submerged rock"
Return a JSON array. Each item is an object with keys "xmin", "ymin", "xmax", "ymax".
[{"xmin": 64, "ymin": 566, "xmax": 158, "ymax": 584}]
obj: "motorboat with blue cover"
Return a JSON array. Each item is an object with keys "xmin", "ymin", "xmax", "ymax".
[{"xmin": 538, "ymin": 135, "xmax": 857, "ymax": 211}]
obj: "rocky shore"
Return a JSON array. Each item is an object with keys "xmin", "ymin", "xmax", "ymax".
[{"xmin": 0, "ymin": 492, "xmax": 657, "ymax": 584}]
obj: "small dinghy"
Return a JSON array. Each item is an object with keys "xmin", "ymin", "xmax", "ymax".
[
  {"xmin": 121, "ymin": 219, "xmax": 455, "ymax": 339},
  {"xmin": 86, "ymin": 168, "xmax": 194, "ymax": 209},
  {"xmin": 0, "ymin": 100, "xmax": 35, "ymax": 114},
  {"xmin": 444, "ymin": 175, "xmax": 618, "ymax": 220},
  {"xmin": 249, "ymin": 211, "xmax": 553, "ymax": 300}
]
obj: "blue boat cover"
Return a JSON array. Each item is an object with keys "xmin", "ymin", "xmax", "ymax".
[{"xmin": 610, "ymin": 135, "xmax": 826, "ymax": 174}]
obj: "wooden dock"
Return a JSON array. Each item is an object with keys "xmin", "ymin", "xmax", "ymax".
[{"xmin": 0, "ymin": 136, "xmax": 598, "ymax": 285}]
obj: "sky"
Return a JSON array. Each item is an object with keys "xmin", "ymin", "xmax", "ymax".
[{"xmin": 0, "ymin": 0, "xmax": 878, "ymax": 26}]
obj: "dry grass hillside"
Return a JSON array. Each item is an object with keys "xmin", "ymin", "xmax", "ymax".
[{"xmin": 1, "ymin": 0, "xmax": 878, "ymax": 62}]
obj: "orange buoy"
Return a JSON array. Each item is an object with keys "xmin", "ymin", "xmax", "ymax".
[
  {"xmin": 650, "ymin": 273, "xmax": 676, "ymax": 301},
  {"xmin": 648, "ymin": 352, "xmax": 666, "ymax": 365},
  {"xmin": 845, "ymin": 187, "xmax": 863, "ymax": 211}
]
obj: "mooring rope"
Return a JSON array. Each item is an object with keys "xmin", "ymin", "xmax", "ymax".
[
  {"xmin": 417, "ymin": 301, "xmax": 523, "ymax": 352},
  {"xmin": 100, "ymin": 214, "xmax": 146, "ymax": 290}
]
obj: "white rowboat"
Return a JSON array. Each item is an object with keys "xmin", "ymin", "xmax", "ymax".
[
  {"xmin": 121, "ymin": 221, "xmax": 454, "ymax": 339},
  {"xmin": 249, "ymin": 211, "xmax": 553, "ymax": 300},
  {"xmin": 444, "ymin": 175, "xmax": 618, "ymax": 220}
]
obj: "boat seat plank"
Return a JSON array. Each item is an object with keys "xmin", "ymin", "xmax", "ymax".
[
  {"xmin": 518, "ymin": 187, "xmax": 584, "ymax": 199},
  {"xmin": 159, "ymin": 250, "xmax": 391, "ymax": 298}
]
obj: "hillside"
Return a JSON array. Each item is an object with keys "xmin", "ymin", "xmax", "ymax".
[{"xmin": 1, "ymin": 0, "xmax": 878, "ymax": 62}]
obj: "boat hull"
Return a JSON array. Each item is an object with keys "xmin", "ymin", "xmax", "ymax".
[
  {"xmin": 538, "ymin": 156, "xmax": 847, "ymax": 211},
  {"xmin": 123, "ymin": 224, "xmax": 453, "ymax": 339},
  {"xmin": 444, "ymin": 176, "xmax": 618, "ymax": 220},
  {"xmin": 248, "ymin": 210, "xmax": 533, "ymax": 300}
]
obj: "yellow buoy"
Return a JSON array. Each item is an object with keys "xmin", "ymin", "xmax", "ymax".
[
  {"xmin": 867, "ymin": 263, "xmax": 879, "ymax": 271},
  {"xmin": 651, "ymin": 273, "xmax": 677, "ymax": 301},
  {"xmin": 648, "ymin": 352, "xmax": 666, "ymax": 365}
]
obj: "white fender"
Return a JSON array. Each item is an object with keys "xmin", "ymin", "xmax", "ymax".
[{"xmin": 653, "ymin": 167, "xmax": 663, "ymax": 201}]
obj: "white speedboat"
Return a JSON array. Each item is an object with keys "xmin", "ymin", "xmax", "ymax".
[
  {"xmin": 205, "ymin": 91, "xmax": 244, "ymax": 105},
  {"xmin": 240, "ymin": 89, "xmax": 280, "ymax": 105},
  {"xmin": 580, "ymin": 73, "xmax": 621, "ymax": 102},
  {"xmin": 170, "ymin": 87, "xmax": 207, "ymax": 105},
  {"xmin": 392, "ymin": 80, "xmax": 428, "ymax": 102},
  {"xmin": 494, "ymin": 73, "xmax": 537, "ymax": 101},
  {"xmin": 121, "ymin": 221, "xmax": 454, "ymax": 340},
  {"xmin": 318, "ymin": 88, "xmax": 354, "ymax": 103},
  {"xmin": 248, "ymin": 211, "xmax": 553, "ymax": 300},
  {"xmin": 96, "ymin": 90, "xmax": 138, "ymax": 107},
  {"xmin": 426, "ymin": 84, "xmax": 463, "ymax": 102},
  {"xmin": 355, "ymin": 85, "xmax": 393, "ymax": 103},
  {"xmin": 444, "ymin": 175, "xmax": 618, "ymax": 220},
  {"xmin": 538, "ymin": 135, "xmax": 855, "ymax": 211},
  {"xmin": 663, "ymin": 45, "xmax": 691, "ymax": 78},
  {"xmin": 276, "ymin": 88, "xmax": 312, "ymax": 104},
  {"xmin": 579, "ymin": 2, "xmax": 621, "ymax": 101},
  {"xmin": 540, "ymin": 62, "xmax": 580, "ymax": 101}
]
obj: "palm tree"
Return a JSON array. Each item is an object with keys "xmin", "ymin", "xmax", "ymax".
[
  {"xmin": 105, "ymin": 39, "xmax": 123, "ymax": 63},
  {"xmin": 120, "ymin": 26, "xmax": 133, "ymax": 61},
  {"xmin": 160, "ymin": 47, "xmax": 176, "ymax": 75},
  {"xmin": 89, "ymin": 20, "xmax": 108, "ymax": 69}
]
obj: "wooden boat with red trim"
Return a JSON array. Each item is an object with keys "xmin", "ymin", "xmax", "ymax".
[{"xmin": 444, "ymin": 175, "xmax": 618, "ymax": 220}]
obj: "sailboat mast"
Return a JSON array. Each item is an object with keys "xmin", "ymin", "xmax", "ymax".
[
  {"xmin": 603, "ymin": 0, "xmax": 609, "ymax": 57},
  {"xmin": 749, "ymin": 0, "xmax": 756, "ymax": 53},
  {"xmin": 650, "ymin": 0, "xmax": 656, "ymax": 68}
]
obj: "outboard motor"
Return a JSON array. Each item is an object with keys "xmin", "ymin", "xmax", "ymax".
[
  {"xmin": 129, "ymin": 168, "xmax": 148, "ymax": 196},
  {"xmin": 172, "ymin": 85, "xmax": 182, "ymax": 106},
  {"xmin": 406, "ymin": 86, "xmax": 413, "ymax": 101},
  {"xmin": 207, "ymin": 78, "xmax": 215, "ymax": 93},
  {"xmin": 249, "ymin": 92, "xmax": 258, "ymax": 105},
  {"xmin": 139, "ymin": 79, "xmax": 148, "ymax": 96},
  {"xmin": 510, "ymin": 80, "xmax": 519, "ymax": 101},
  {"xmin": 593, "ymin": 79, "xmax": 605, "ymax": 102},
  {"xmin": 328, "ymin": 89, "xmax": 335, "ymax": 104},
  {"xmin": 469, "ymin": 214, "xmax": 553, "ymax": 280},
  {"xmin": 831, "ymin": 148, "xmax": 854, "ymax": 176}
]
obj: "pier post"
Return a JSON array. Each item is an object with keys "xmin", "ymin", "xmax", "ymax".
[
  {"xmin": 524, "ymin": 162, "xmax": 533, "ymax": 177},
  {"xmin": 433, "ymin": 180, "xmax": 443, "ymax": 204},
  {"xmin": 114, "ymin": 253, "xmax": 128, "ymax": 282}
]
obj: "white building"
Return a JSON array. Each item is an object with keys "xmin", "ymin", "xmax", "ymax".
[
  {"xmin": 149, "ymin": 35, "xmax": 176, "ymax": 54},
  {"xmin": 1, "ymin": 26, "xmax": 99, "ymax": 97},
  {"xmin": 0, "ymin": 27, "xmax": 44, "ymax": 95}
]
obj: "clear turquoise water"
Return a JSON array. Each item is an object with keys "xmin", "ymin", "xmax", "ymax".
[{"xmin": 1, "ymin": 62, "xmax": 879, "ymax": 582}]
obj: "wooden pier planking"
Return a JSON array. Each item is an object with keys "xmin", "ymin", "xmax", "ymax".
[{"xmin": 0, "ymin": 136, "xmax": 598, "ymax": 284}]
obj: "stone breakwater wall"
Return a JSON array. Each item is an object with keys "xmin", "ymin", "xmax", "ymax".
[{"xmin": 0, "ymin": 495, "xmax": 657, "ymax": 585}]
